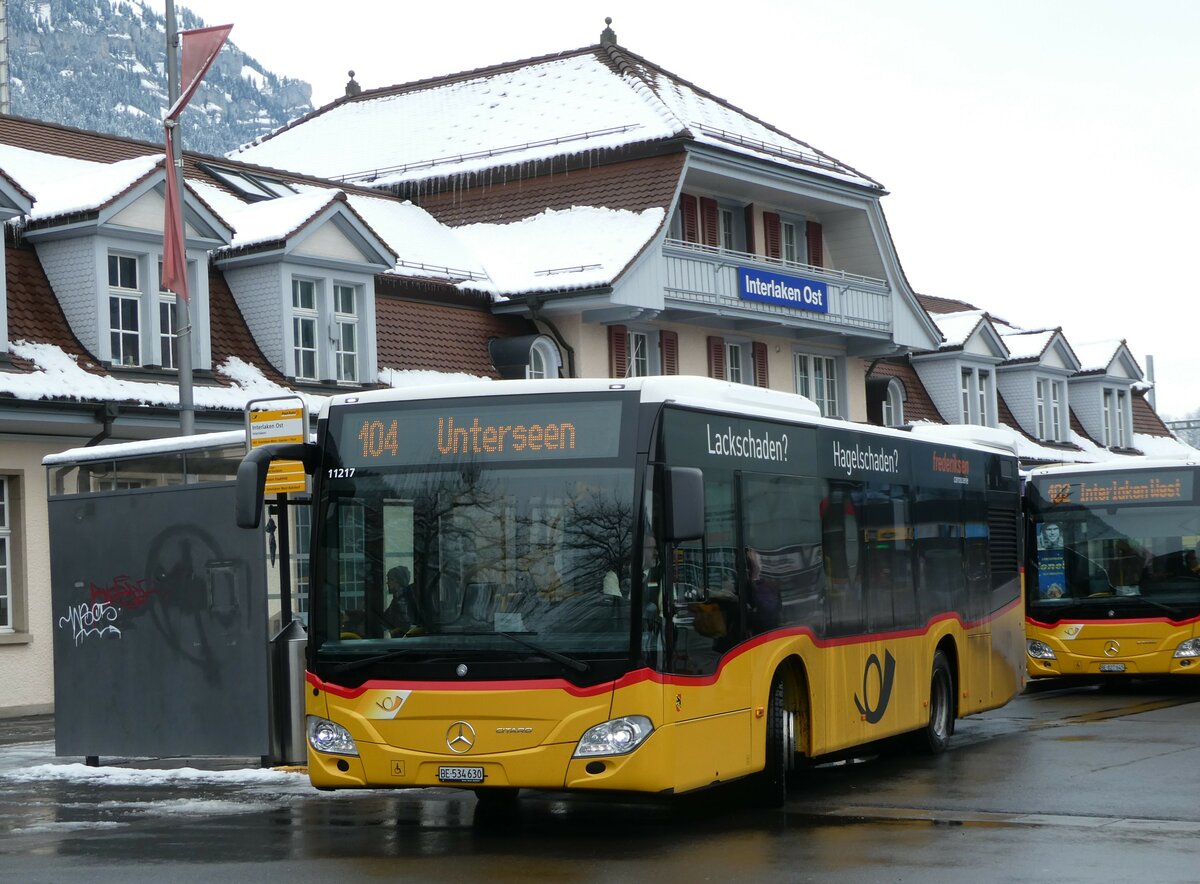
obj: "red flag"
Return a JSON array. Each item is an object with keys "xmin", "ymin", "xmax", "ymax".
[
  {"xmin": 167, "ymin": 25, "xmax": 233, "ymax": 121},
  {"xmin": 162, "ymin": 24, "xmax": 231, "ymax": 301},
  {"xmin": 161, "ymin": 127, "xmax": 188, "ymax": 300}
]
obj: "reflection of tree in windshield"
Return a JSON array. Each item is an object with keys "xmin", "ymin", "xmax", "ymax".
[{"xmin": 402, "ymin": 468, "xmax": 633, "ymax": 632}]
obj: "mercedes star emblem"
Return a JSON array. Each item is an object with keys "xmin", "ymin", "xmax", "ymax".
[
  {"xmin": 1104, "ymin": 640, "xmax": 1121, "ymax": 657},
  {"xmin": 446, "ymin": 721, "xmax": 476, "ymax": 754}
]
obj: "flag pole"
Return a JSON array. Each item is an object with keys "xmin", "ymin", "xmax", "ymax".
[{"xmin": 165, "ymin": 0, "xmax": 195, "ymax": 436}]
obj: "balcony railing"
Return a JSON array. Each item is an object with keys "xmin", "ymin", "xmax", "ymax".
[{"xmin": 662, "ymin": 239, "xmax": 892, "ymax": 334}]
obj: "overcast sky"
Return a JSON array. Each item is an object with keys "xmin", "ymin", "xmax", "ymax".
[{"xmin": 176, "ymin": 0, "xmax": 1200, "ymax": 419}]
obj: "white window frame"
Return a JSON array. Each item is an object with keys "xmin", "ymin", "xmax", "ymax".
[
  {"xmin": 1116, "ymin": 390, "xmax": 1129, "ymax": 447},
  {"xmin": 977, "ymin": 370, "xmax": 990, "ymax": 428},
  {"xmin": 1036, "ymin": 377, "xmax": 1066, "ymax": 442},
  {"xmin": 1050, "ymin": 380, "xmax": 1063, "ymax": 441},
  {"xmin": 719, "ymin": 208, "xmax": 736, "ymax": 252},
  {"xmin": 960, "ymin": 367, "xmax": 993, "ymax": 427},
  {"xmin": 108, "ymin": 253, "xmax": 141, "ymax": 367},
  {"xmin": 725, "ymin": 341, "xmax": 745, "ymax": 384},
  {"xmin": 333, "ymin": 283, "xmax": 358, "ymax": 384},
  {"xmin": 1104, "ymin": 388, "xmax": 1130, "ymax": 448},
  {"xmin": 526, "ymin": 337, "xmax": 561, "ymax": 380},
  {"xmin": 292, "ymin": 278, "xmax": 319, "ymax": 381},
  {"xmin": 796, "ymin": 352, "xmax": 839, "ymax": 417},
  {"xmin": 0, "ymin": 477, "xmax": 11, "ymax": 633},
  {"xmin": 158, "ymin": 294, "xmax": 178, "ymax": 370},
  {"xmin": 782, "ymin": 221, "xmax": 799, "ymax": 264},
  {"xmin": 629, "ymin": 331, "xmax": 650, "ymax": 378}
]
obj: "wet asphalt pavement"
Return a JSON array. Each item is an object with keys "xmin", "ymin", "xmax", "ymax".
[{"xmin": 2, "ymin": 679, "xmax": 1199, "ymax": 883}]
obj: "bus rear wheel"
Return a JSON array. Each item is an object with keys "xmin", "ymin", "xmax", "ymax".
[
  {"xmin": 917, "ymin": 650, "xmax": 954, "ymax": 754},
  {"xmin": 751, "ymin": 675, "xmax": 793, "ymax": 808}
]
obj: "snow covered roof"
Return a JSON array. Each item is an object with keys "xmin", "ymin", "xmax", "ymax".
[
  {"xmin": 929, "ymin": 310, "xmax": 1000, "ymax": 351},
  {"xmin": 197, "ymin": 174, "xmax": 663, "ymax": 295},
  {"xmin": 0, "ymin": 143, "xmax": 161, "ymax": 221},
  {"xmin": 1072, "ymin": 339, "xmax": 1133, "ymax": 374},
  {"xmin": 230, "ymin": 45, "xmax": 878, "ymax": 191},
  {"xmin": 1000, "ymin": 329, "xmax": 1055, "ymax": 361},
  {"xmin": 454, "ymin": 205, "xmax": 665, "ymax": 297},
  {"xmin": 11, "ymin": 336, "xmax": 483, "ymax": 428}
]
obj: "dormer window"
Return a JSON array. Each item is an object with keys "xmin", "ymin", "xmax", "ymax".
[
  {"xmin": 292, "ymin": 278, "xmax": 318, "ymax": 381},
  {"xmin": 882, "ymin": 378, "xmax": 906, "ymax": 427},
  {"xmin": 157, "ymin": 263, "xmax": 178, "ymax": 369},
  {"xmin": 333, "ymin": 284, "xmax": 358, "ymax": 383},
  {"xmin": 1103, "ymin": 388, "xmax": 1130, "ymax": 448},
  {"xmin": 287, "ymin": 275, "xmax": 369, "ymax": 384},
  {"xmin": 108, "ymin": 254, "xmax": 141, "ymax": 367},
  {"xmin": 960, "ymin": 367, "xmax": 993, "ymax": 426},
  {"xmin": 1035, "ymin": 378, "xmax": 1066, "ymax": 442}
]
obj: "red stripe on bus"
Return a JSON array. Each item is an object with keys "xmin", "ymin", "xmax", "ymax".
[{"xmin": 309, "ymin": 599, "xmax": 1021, "ymax": 698}]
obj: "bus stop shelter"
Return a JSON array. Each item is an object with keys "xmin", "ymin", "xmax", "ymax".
[{"xmin": 43, "ymin": 431, "xmax": 304, "ymax": 764}]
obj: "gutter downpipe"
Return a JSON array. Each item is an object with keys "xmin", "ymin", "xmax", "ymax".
[{"xmin": 526, "ymin": 294, "xmax": 576, "ymax": 379}]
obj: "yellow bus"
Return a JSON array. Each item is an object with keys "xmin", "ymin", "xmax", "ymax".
[
  {"xmin": 1025, "ymin": 458, "xmax": 1200, "ymax": 679},
  {"xmin": 238, "ymin": 377, "xmax": 1025, "ymax": 805}
]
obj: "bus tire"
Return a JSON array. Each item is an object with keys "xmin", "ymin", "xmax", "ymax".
[
  {"xmin": 918, "ymin": 650, "xmax": 955, "ymax": 754},
  {"xmin": 752, "ymin": 675, "xmax": 791, "ymax": 808}
]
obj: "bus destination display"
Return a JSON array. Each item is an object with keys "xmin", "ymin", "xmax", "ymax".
[
  {"xmin": 336, "ymin": 399, "xmax": 625, "ymax": 467},
  {"xmin": 1039, "ymin": 470, "xmax": 1193, "ymax": 507}
]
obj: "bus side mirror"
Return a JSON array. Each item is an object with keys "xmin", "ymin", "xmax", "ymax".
[
  {"xmin": 664, "ymin": 467, "xmax": 704, "ymax": 541},
  {"xmin": 236, "ymin": 442, "xmax": 319, "ymax": 529}
]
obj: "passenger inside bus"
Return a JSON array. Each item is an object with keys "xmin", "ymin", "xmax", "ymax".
[
  {"xmin": 746, "ymin": 547, "xmax": 781, "ymax": 634},
  {"xmin": 382, "ymin": 566, "xmax": 424, "ymax": 636}
]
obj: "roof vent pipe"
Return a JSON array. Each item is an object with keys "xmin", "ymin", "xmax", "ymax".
[{"xmin": 1145, "ymin": 354, "xmax": 1156, "ymax": 410}]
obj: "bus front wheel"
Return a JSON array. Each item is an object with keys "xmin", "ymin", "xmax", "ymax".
[
  {"xmin": 917, "ymin": 650, "xmax": 955, "ymax": 754},
  {"xmin": 752, "ymin": 675, "xmax": 792, "ymax": 808}
]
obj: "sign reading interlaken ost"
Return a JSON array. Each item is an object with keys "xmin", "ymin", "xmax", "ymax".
[
  {"xmin": 245, "ymin": 397, "xmax": 309, "ymax": 495},
  {"xmin": 738, "ymin": 266, "xmax": 829, "ymax": 314}
]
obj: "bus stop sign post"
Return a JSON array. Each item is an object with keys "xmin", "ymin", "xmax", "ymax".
[{"xmin": 244, "ymin": 395, "xmax": 310, "ymax": 766}]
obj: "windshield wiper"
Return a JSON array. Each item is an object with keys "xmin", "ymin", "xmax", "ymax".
[
  {"xmin": 1125, "ymin": 595, "xmax": 1183, "ymax": 618},
  {"xmin": 495, "ymin": 631, "xmax": 589, "ymax": 673},
  {"xmin": 331, "ymin": 646, "xmax": 420, "ymax": 674},
  {"xmin": 447, "ymin": 630, "xmax": 588, "ymax": 672}
]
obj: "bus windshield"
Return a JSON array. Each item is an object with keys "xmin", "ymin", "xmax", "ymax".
[
  {"xmin": 311, "ymin": 464, "xmax": 639, "ymax": 667},
  {"xmin": 1028, "ymin": 470, "xmax": 1200, "ymax": 620}
]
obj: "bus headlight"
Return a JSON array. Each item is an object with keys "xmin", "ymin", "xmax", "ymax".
[
  {"xmin": 1027, "ymin": 640, "xmax": 1057, "ymax": 660},
  {"xmin": 306, "ymin": 715, "xmax": 359, "ymax": 756},
  {"xmin": 1173, "ymin": 638, "xmax": 1200, "ymax": 659},
  {"xmin": 574, "ymin": 716, "xmax": 654, "ymax": 757}
]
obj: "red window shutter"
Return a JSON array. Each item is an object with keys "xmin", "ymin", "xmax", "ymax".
[
  {"xmin": 743, "ymin": 205, "xmax": 756, "ymax": 254},
  {"xmin": 608, "ymin": 325, "xmax": 628, "ymax": 378},
  {"xmin": 660, "ymin": 330, "xmax": 679, "ymax": 376},
  {"xmin": 680, "ymin": 194, "xmax": 699, "ymax": 243},
  {"xmin": 806, "ymin": 221, "xmax": 824, "ymax": 267},
  {"xmin": 752, "ymin": 341, "xmax": 769, "ymax": 388},
  {"xmin": 763, "ymin": 212, "xmax": 782, "ymax": 260},
  {"xmin": 700, "ymin": 197, "xmax": 720, "ymax": 247},
  {"xmin": 707, "ymin": 335, "xmax": 726, "ymax": 380}
]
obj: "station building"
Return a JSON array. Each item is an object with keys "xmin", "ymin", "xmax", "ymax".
[{"xmin": 0, "ymin": 22, "xmax": 1187, "ymax": 717}]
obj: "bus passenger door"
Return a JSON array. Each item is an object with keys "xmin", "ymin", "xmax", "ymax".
[{"xmin": 662, "ymin": 535, "xmax": 754, "ymax": 790}]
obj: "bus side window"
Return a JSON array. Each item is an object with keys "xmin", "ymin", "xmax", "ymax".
[{"xmin": 823, "ymin": 483, "xmax": 864, "ymax": 636}]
